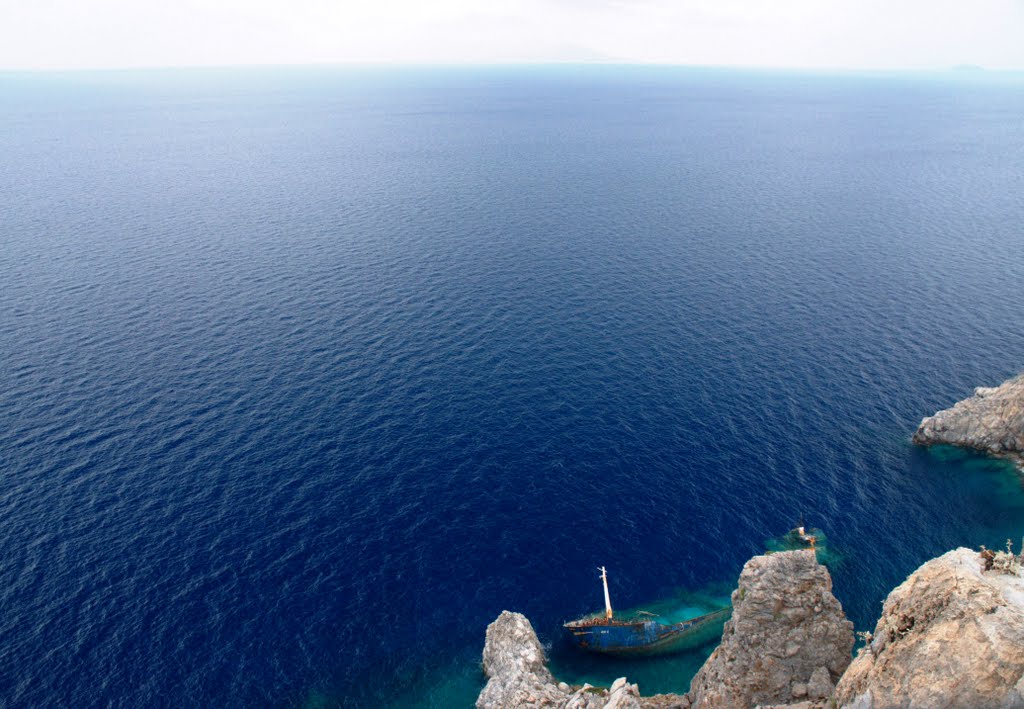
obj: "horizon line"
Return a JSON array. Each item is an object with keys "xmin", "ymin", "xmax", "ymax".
[{"xmin": 2, "ymin": 60, "xmax": 1022, "ymax": 77}]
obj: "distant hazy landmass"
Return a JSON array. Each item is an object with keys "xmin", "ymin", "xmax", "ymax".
[{"xmin": 952, "ymin": 64, "xmax": 986, "ymax": 72}]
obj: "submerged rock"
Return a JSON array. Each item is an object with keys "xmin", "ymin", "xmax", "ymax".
[
  {"xmin": 913, "ymin": 372, "xmax": 1024, "ymax": 467},
  {"xmin": 685, "ymin": 550, "xmax": 854, "ymax": 709},
  {"xmin": 834, "ymin": 548, "xmax": 1024, "ymax": 709}
]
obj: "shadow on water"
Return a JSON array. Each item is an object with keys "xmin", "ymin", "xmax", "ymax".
[
  {"xmin": 914, "ymin": 445, "xmax": 1024, "ymax": 544},
  {"xmin": 378, "ymin": 654, "xmax": 487, "ymax": 709},
  {"xmin": 309, "ymin": 647, "xmax": 487, "ymax": 709}
]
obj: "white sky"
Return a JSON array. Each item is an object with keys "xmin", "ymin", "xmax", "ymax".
[{"xmin": 2, "ymin": 0, "xmax": 1024, "ymax": 72}]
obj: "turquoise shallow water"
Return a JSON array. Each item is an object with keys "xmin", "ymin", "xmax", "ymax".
[
  {"xmin": 550, "ymin": 583, "xmax": 734, "ymax": 695},
  {"xmin": 1, "ymin": 66, "xmax": 1024, "ymax": 707}
]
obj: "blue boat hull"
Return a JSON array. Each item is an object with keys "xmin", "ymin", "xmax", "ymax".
[{"xmin": 564, "ymin": 607, "xmax": 730, "ymax": 657}]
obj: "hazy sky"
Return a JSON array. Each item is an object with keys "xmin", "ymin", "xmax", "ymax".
[{"xmin": 3, "ymin": 0, "xmax": 1024, "ymax": 71}]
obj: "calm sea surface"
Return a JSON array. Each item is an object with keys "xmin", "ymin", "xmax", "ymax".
[{"xmin": 2, "ymin": 66, "xmax": 1024, "ymax": 707}]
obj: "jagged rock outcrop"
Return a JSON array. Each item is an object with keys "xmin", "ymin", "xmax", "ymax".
[
  {"xmin": 834, "ymin": 548, "xmax": 1024, "ymax": 709},
  {"xmin": 477, "ymin": 611, "xmax": 570, "ymax": 708},
  {"xmin": 478, "ymin": 547, "xmax": 1024, "ymax": 709},
  {"xmin": 913, "ymin": 373, "xmax": 1024, "ymax": 467},
  {"xmin": 686, "ymin": 550, "xmax": 854, "ymax": 708}
]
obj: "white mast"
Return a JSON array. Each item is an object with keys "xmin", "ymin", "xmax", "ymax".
[{"xmin": 599, "ymin": 566, "xmax": 613, "ymax": 620}]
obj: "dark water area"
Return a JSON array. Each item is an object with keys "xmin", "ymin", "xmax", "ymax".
[{"xmin": 2, "ymin": 65, "xmax": 1024, "ymax": 707}]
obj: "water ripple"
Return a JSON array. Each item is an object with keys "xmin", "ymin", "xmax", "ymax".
[{"xmin": 1, "ymin": 66, "xmax": 1024, "ymax": 707}]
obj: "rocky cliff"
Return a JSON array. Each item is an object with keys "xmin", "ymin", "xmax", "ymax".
[
  {"xmin": 834, "ymin": 547, "xmax": 1024, "ymax": 709},
  {"xmin": 477, "ymin": 546, "xmax": 1024, "ymax": 708},
  {"xmin": 686, "ymin": 549, "xmax": 854, "ymax": 708},
  {"xmin": 913, "ymin": 373, "xmax": 1024, "ymax": 468},
  {"xmin": 477, "ymin": 550, "xmax": 851, "ymax": 709}
]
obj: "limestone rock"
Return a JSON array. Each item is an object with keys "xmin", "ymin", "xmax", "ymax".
[
  {"xmin": 638, "ymin": 694, "xmax": 691, "ymax": 709},
  {"xmin": 686, "ymin": 550, "xmax": 854, "ymax": 708},
  {"xmin": 564, "ymin": 683, "xmax": 608, "ymax": 709},
  {"xmin": 805, "ymin": 666, "xmax": 832, "ymax": 701},
  {"xmin": 604, "ymin": 678, "xmax": 642, "ymax": 709},
  {"xmin": 834, "ymin": 548, "xmax": 1024, "ymax": 709},
  {"xmin": 913, "ymin": 372, "xmax": 1024, "ymax": 467},
  {"xmin": 477, "ymin": 611, "xmax": 571, "ymax": 709}
]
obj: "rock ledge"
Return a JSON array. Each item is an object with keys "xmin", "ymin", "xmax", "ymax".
[
  {"xmin": 913, "ymin": 373, "xmax": 1024, "ymax": 468},
  {"xmin": 687, "ymin": 550, "xmax": 853, "ymax": 708},
  {"xmin": 835, "ymin": 547, "xmax": 1024, "ymax": 708}
]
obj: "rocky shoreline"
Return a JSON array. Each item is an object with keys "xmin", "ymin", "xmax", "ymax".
[
  {"xmin": 913, "ymin": 372, "xmax": 1024, "ymax": 469},
  {"xmin": 476, "ymin": 376, "xmax": 1024, "ymax": 708},
  {"xmin": 477, "ymin": 548, "xmax": 1024, "ymax": 709}
]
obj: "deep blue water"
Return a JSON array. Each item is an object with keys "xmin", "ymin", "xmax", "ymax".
[{"xmin": 2, "ymin": 65, "xmax": 1024, "ymax": 707}]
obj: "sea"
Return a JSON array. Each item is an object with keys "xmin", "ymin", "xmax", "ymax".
[{"xmin": 2, "ymin": 65, "xmax": 1023, "ymax": 707}]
